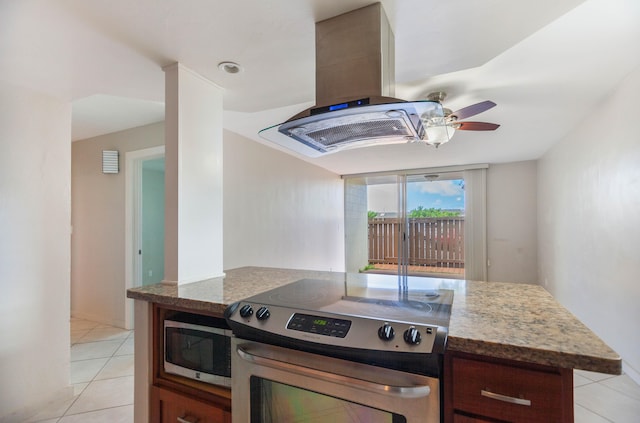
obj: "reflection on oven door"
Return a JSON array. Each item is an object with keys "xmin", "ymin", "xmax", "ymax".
[
  {"xmin": 232, "ymin": 339, "xmax": 441, "ymax": 423},
  {"xmin": 254, "ymin": 378, "xmax": 402, "ymax": 422}
]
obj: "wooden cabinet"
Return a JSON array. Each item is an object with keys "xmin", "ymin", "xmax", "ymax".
[
  {"xmin": 453, "ymin": 414, "xmax": 493, "ymax": 423},
  {"xmin": 151, "ymin": 386, "xmax": 231, "ymax": 423},
  {"xmin": 444, "ymin": 352, "xmax": 573, "ymax": 423}
]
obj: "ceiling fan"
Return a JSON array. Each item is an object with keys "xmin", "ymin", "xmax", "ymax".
[{"xmin": 421, "ymin": 92, "xmax": 500, "ymax": 147}]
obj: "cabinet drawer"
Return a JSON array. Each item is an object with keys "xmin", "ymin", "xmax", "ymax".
[
  {"xmin": 152, "ymin": 386, "xmax": 231, "ymax": 423},
  {"xmin": 452, "ymin": 357, "xmax": 564, "ymax": 422},
  {"xmin": 453, "ymin": 413, "xmax": 493, "ymax": 422}
]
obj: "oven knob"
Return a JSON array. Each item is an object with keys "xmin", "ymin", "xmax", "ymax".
[
  {"xmin": 378, "ymin": 323, "xmax": 395, "ymax": 341},
  {"xmin": 256, "ymin": 306, "xmax": 271, "ymax": 321},
  {"xmin": 403, "ymin": 327, "xmax": 421, "ymax": 345},
  {"xmin": 239, "ymin": 304, "xmax": 254, "ymax": 318}
]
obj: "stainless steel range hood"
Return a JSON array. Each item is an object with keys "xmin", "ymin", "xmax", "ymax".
[{"xmin": 259, "ymin": 3, "xmax": 445, "ymax": 157}]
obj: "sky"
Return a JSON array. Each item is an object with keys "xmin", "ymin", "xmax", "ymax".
[
  {"xmin": 407, "ymin": 179, "xmax": 465, "ymax": 211},
  {"xmin": 368, "ymin": 179, "xmax": 465, "ymax": 213}
]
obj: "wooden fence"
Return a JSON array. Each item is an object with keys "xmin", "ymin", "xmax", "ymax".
[{"xmin": 368, "ymin": 217, "xmax": 464, "ymax": 268}]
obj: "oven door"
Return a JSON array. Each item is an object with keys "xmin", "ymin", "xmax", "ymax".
[{"xmin": 232, "ymin": 338, "xmax": 440, "ymax": 423}]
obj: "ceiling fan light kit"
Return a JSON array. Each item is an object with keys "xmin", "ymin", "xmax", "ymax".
[
  {"xmin": 422, "ymin": 92, "xmax": 500, "ymax": 146},
  {"xmin": 416, "ymin": 104, "xmax": 453, "ymax": 147},
  {"xmin": 422, "ymin": 116, "xmax": 456, "ymax": 147}
]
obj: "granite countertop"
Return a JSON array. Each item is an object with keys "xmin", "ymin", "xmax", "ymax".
[{"xmin": 127, "ymin": 266, "xmax": 621, "ymax": 374}]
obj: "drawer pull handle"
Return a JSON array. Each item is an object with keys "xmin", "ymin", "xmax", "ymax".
[
  {"xmin": 481, "ymin": 389, "xmax": 531, "ymax": 406},
  {"xmin": 177, "ymin": 416, "xmax": 199, "ymax": 423}
]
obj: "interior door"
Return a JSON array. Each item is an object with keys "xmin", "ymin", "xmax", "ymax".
[{"xmin": 140, "ymin": 157, "xmax": 165, "ymax": 286}]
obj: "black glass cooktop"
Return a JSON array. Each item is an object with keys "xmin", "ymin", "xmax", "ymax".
[{"xmin": 244, "ymin": 277, "xmax": 453, "ymax": 328}]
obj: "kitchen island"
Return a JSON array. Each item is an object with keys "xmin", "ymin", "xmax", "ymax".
[{"xmin": 127, "ymin": 266, "xmax": 620, "ymax": 422}]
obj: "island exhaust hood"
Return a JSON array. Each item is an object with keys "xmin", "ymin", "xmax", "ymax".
[{"xmin": 259, "ymin": 3, "xmax": 448, "ymax": 157}]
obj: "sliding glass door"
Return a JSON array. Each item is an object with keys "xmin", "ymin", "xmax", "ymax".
[{"xmin": 345, "ymin": 167, "xmax": 486, "ymax": 280}]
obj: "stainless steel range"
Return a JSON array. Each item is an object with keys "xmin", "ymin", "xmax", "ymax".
[{"xmin": 225, "ymin": 275, "xmax": 453, "ymax": 423}]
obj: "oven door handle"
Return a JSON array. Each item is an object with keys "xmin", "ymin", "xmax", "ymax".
[{"xmin": 236, "ymin": 345, "xmax": 431, "ymax": 398}]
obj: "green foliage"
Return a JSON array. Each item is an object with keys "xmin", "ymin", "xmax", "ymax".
[
  {"xmin": 359, "ymin": 264, "xmax": 376, "ymax": 272},
  {"xmin": 367, "ymin": 210, "xmax": 379, "ymax": 219},
  {"xmin": 408, "ymin": 206, "xmax": 461, "ymax": 218}
]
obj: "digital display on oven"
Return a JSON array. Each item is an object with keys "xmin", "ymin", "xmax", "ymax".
[{"xmin": 287, "ymin": 313, "xmax": 351, "ymax": 338}]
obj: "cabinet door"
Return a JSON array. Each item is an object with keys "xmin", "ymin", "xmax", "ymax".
[
  {"xmin": 451, "ymin": 357, "xmax": 570, "ymax": 423},
  {"xmin": 152, "ymin": 386, "xmax": 231, "ymax": 423}
]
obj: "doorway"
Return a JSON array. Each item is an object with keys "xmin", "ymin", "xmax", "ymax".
[
  {"xmin": 351, "ymin": 172, "xmax": 465, "ymax": 278},
  {"xmin": 140, "ymin": 157, "xmax": 165, "ymax": 286},
  {"xmin": 125, "ymin": 146, "xmax": 165, "ymax": 329},
  {"xmin": 345, "ymin": 166, "xmax": 487, "ymax": 281}
]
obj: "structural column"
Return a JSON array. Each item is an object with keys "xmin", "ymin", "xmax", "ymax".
[{"xmin": 163, "ymin": 63, "xmax": 224, "ymax": 284}]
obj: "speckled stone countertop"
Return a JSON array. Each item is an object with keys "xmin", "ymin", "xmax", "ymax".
[
  {"xmin": 126, "ymin": 267, "xmax": 346, "ymax": 315},
  {"xmin": 445, "ymin": 280, "xmax": 621, "ymax": 374},
  {"xmin": 127, "ymin": 266, "xmax": 621, "ymax": 374}
]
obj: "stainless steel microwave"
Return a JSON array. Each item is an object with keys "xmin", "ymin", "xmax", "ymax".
[{"xmin": 164, "ymin": 314, "xmax": 232, "ymax": 388}]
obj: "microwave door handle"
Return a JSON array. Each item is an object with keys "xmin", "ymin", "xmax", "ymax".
[{"xmin": 236, "ymin": 345, "xmax": 431, "ymax": 399}]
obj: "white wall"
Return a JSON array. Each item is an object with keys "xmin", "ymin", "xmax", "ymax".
[
  {"xmin": 72, "ymin": 122, "xmax": 163, "ymax": 327},
  {"xmin": 538, "ymin": 65, "xmax": 640, "ymax": 381},
  {"xmin": 487, "ymin": 161, "xmax": 538, "ymax": 283},
  {"xmin": 72, "ymin": 124, "xmax": 345, "ymax": 326},
  {"xmin": 223, "ymin": 130, "xmax": 345, "ymax": 272},
  {"xmin": 0, "ymin": 82, "xmax": 72, "ymax": 421}
]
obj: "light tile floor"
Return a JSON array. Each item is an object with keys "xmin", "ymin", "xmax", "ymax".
[
  {"xmin": 24, "ymin": 318, "xmax": 640, "ymax": 422},
  {"xmin": 25, "ymin": 318, "xmax": 134, "ymax": 422},
  {"xmin": 574, "ymin": 368, "xmax": 640, "ymax": 422}
]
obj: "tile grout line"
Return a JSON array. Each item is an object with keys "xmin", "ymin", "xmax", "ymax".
[
  {"xmin": 60, "ymin": 326, "xmax": 115, "ymax": 419},
  {"xmin": 576, "ymin": 375, "xmax": 640, "ymax": 397},
  {"xmin": 62, "ymin": 372, "xmax": 135, "ymax": 418},
  {"xmin": 39, "ymin": 322, "xmax": 101, "ymax": 422},
  {"xmin": 598, "ymin": 381, "xmax": 640, "ymax": 404},
  {"xmin": 59, "ymin": 404, "xmax": 134, "ymax": 421},
  {"xmin": 575, "ymin": 403, "xmax": 614, "ymax": 423},
  {"xmin": 61, "ymin": 324, "xmax": 133, "ymax": 420},
  {"xmin": 574, "ymin": 375, "xmax": 640, "ymax": 422}
]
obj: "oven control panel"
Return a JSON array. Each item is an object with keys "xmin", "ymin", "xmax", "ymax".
[
  {"xmin": 287, "ymin": 313, "xmax": 352, "ymax": 338},
  {"xmin": 225, "ymin": 301, "xmax": 446, "ymax": 355}
]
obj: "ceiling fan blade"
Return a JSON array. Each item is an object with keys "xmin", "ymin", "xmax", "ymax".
[
  {"xmin": 450, "ymin": 100, "xmax": 496, "ymax": 120},
  {"xmin": 455, "ymin": 121, "xmax": 500, "ymax": 131}
]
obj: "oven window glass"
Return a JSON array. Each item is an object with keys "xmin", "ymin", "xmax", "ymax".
[
  {"xmin": 250, "ymin": 377, "xmax": 406, "ymax": 423},
  {"xmin": 165, "ymin": 327, "xmax": 231, "ymax": 377}
]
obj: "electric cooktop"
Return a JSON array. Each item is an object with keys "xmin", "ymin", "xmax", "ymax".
[{"xmin": 225, "ymin": 276, "xmax": 454, "ymax": 358}]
